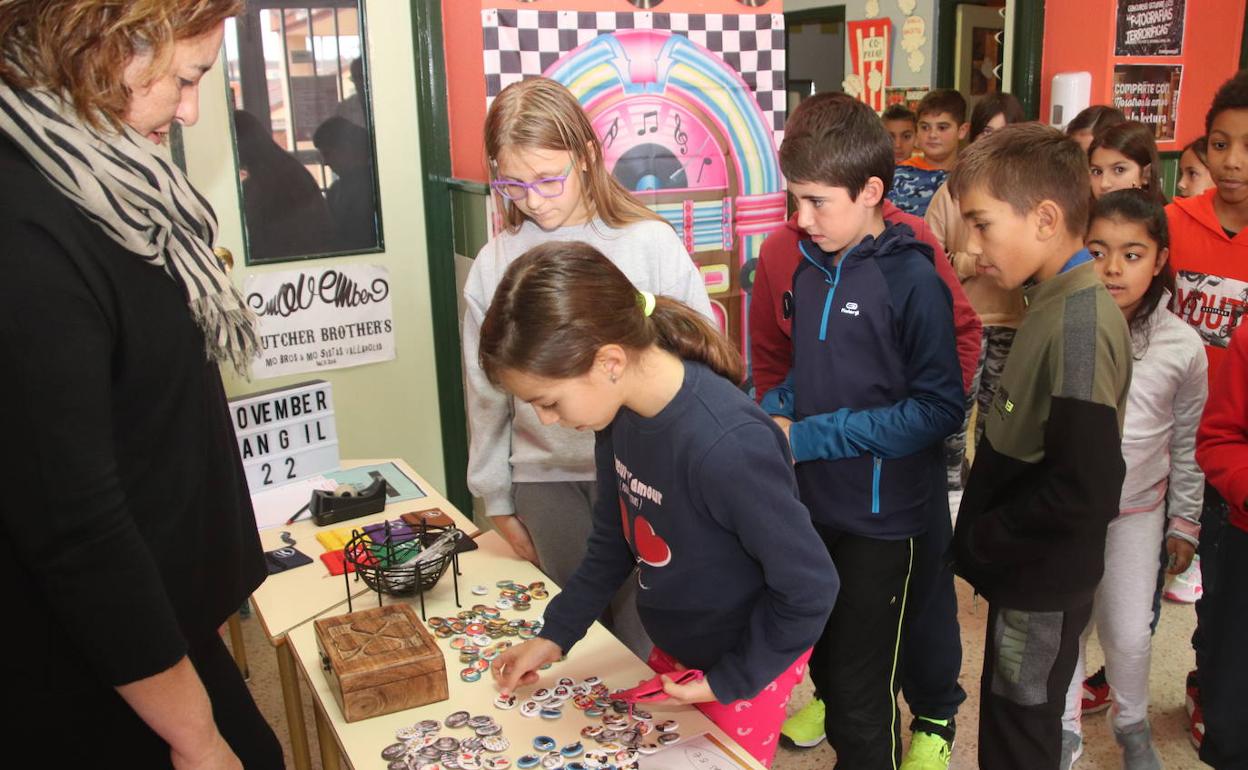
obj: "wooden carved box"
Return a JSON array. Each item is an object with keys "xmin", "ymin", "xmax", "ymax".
[{"xmin": 314, "ymin": 604, "xmax": 448, "ymax": 722}]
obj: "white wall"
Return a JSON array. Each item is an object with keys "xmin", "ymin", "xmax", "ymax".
[{"xmin": 184, "ymin": 1, "xmax": 448, "ymax": 493}]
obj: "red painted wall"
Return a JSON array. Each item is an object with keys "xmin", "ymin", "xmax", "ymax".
[
  {"xmin": 442, "ymin": 0, "xmax": 781, "ymax": 182},
  {"xmin": 1040, "ymin": 0, "xmax": 1244, "ymax": 151}
]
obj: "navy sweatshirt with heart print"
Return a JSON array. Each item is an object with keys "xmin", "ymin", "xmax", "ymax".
[
  {"xmin": 761, "ymin": 223, "xmax": 964, "ymax": 539},
  {"xmin": 538, "ymin": 361, "xmax": 839, "ymax": 704}
]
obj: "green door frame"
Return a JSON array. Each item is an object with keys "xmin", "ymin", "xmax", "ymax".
[
  {"xmin": 935, "ymin": 0, "xmax": 1044, "ymax": 120},
  {"xmin": 410, "ymin": 0, "xmax": 471, "ymax": 515}
]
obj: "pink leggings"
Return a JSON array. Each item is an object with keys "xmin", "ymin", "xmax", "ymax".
[{"xmin": 647, "ymin": 647, "xmax": 813, "ymax": 767}]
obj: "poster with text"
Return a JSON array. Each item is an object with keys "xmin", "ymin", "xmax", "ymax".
[
  {"xmin": 847, "ymin": 19, "xmax": 892, "ymax": 113},
  {"xmin": 1115, "ymin": 0, "xmax": 1185, "ymax": 56},
  {"xmin": 1113, "ymin": 64, "xmax": 1182, "ymax": 142},
  {"xmin": 885, "ymin": 86, "xmax": 929, "ymax": 112},
  {"xmin": 244, "ymin": 263, "xmax": 395, "ymax": 379}
]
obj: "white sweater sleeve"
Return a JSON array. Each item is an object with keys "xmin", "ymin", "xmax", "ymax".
[
  {"xmin": 654, "ymin": 225, "xmax": 714, "ymax": 321},
  {"xmin": 1166, "ymin": 340, "xmax": 1209, "ymax": 542},
  {"xmin": 461, "ymin": 251, "xmax": 517, "ymax": 517}
]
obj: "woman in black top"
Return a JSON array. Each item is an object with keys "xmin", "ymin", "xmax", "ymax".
[{"xmin": 0, "ymin": 2, "xmax": 280, "ymax": 767}]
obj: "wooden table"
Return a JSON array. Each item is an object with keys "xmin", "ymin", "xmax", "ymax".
[
  {"xmin": 286, "ymin": 529, "xmax": 767, "ymax": 770},
  {"xmin": 249, "ymin": 459, "xmax": 478, "ymax": 770}
]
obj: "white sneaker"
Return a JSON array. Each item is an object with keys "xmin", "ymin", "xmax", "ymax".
[
  {"xmin": 1060, "ymin": 730, "xmax": 1083, "ymax": 770},
  {"xmin": 1113, "ymin": 719, "xmax": 1162, "ymax": 770},
  {"xmin": 1165, "ymin": 555, "xmax": 1203, "ymax": 603}
]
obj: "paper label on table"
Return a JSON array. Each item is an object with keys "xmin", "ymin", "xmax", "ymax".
[
  {"xmin": 250, "ymin": 476, "xmax": 337, "ymax": 530},
  {"xmin": 639, "ymin": 734, "xmax": 756, "ymax": 770}
]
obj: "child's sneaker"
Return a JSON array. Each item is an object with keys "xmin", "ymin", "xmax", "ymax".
[
  {"xmin": 1081, "ymin": 666, "xmax": 1111, "ymax": 713},
  {"xmin": 780, "ymin": 698, "xmax": 825, "ymax": 748},
  {"xmin": 1165, "ymin": 555, "xmax": 1203, "ymax": 603},
  {"xmin": 900, "ymin": 716, "xmax": 954, "ymax": 770},
  {"xmin": 1060, "ymin": 730, "xmax": 1083, "ymax": 770},
  {"xmin": 1186, "ymin": 669, "xmax": 1200, "ymax": 720},
  {"xmin": 1112, "ymin": 719, "xmax": 1161, "ymax": 770}
]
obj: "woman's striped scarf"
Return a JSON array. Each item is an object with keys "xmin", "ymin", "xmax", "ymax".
[{"xmin": 0, "ymin": 81, "xmax": 257, "ymax": 374}]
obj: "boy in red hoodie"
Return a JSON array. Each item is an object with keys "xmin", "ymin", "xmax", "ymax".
[
  {"xmin": 751, "ymin": 105, "xmax": 982, "ymax": 768},
  {"xmin": 1194, "ymin": 323, "xmax": 1248, "ymax": 768},
  {"xmin": 1168, "ymin": 70, "xmax": 1248, "ymax": 752}
]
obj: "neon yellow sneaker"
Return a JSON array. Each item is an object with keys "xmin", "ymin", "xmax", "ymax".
[
  {"xmin": 900, "ymin": 717, "xmax": 954, "ymax": 770},
  {"xmin": 780, "ymin": 698, "xmax": 826, "ymax": 748}
]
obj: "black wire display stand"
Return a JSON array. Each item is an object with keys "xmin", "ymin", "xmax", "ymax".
[{"xmin": 341, "ymin": 519, "xmax": 462, "ymax": 621}]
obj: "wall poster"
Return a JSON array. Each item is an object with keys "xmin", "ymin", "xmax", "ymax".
[
  {"xmin": 1115, "ymin": 0, "xmax": 1185, "ymax": 57},
  {"xmin": 244, "ymin": 263, "xmax": 396, "ymax": 379},
  {"xmin": 846, "ymin": 18, "xmax": 892, "ymax": 113},
  {"xmin": 1112, "ymin": 64, "xmax": 1182, "ymax": 142}
]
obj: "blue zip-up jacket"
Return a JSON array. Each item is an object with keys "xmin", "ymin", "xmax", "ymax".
[{"xmin": 761, "ymin": 223, "xmax": 964, "ymax": 538}]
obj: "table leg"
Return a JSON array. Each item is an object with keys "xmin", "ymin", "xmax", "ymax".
[
  {"xmin": 276, "ymin": 637, "xmax": 313, "ymax": 770},
  {"xmin": 315, "ymin": 701, "xmax": 343, "ymax": 770},
  {"xmin": 226, "ymin": 612, "xmax": 249, "ymax": 680}
]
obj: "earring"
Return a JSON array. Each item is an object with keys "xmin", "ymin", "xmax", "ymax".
[{"xmin": 610, "ymin": 373, "xmax": 619, "ymax": 384}]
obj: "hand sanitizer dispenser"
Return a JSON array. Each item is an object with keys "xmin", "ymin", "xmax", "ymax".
[{"xmin": 1050, "ymin": 72, "xmax": 1092, "ymax": 131}]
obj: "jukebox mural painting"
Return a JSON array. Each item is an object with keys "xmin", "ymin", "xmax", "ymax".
[{"xmin": 482, "ymin": 9, "xmax": 788, "ymax": 369}]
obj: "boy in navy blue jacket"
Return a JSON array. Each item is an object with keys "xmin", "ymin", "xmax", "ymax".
[{"xmin": 762, "ymin": 92, "xmax": 964, "ymax": 769}]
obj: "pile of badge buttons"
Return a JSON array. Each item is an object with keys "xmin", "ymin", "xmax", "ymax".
[
  {"xmin": 426, "ymin": 581, "xmax": 550, "ymax": 684},
  {"xmin": 503, "ymin": 676, "xmax": 682, "ymax": 763},
  {"xmin": 380, "ymin": 713, "xmax": 514, "ymax": 770},
  {"xmin": 379, "ymin": 677, "xmax": 681, "ymax": 770}
]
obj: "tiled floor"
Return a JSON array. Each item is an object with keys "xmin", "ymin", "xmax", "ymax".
[{"xmin": 232, "ymin": 570, "xmax": 1207, "ymax": 769}]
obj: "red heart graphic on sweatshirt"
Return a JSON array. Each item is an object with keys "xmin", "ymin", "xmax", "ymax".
[{"xmin": 632, "ymin": 514, "xmax": 672, "ymax": 567}]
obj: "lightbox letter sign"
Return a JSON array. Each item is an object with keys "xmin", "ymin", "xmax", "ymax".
[{"xmin": 229, "ymin": 380, "xmax": 341, "ymax": 494}]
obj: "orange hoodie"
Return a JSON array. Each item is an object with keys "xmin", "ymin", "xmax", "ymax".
[{"xmin": 1166, "ymin": 188, "xmax": 1248, "ymax": 380}]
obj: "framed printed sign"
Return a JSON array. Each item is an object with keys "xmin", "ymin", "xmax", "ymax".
[{"xmin": 229, "ymin": 380, "xmax": 340, "ymax": 493}]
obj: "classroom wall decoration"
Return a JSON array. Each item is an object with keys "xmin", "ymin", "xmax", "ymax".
[
  {"xmin": 1115, "ymin": 0, "xmax": 1185, "ymax": 57},
  {"xmin": 481, "ymin": 7, "xmax": 787, "ymax": 360},
  {"xmin": 244, "ymin": 263, "xmax": 397, "ymax": 379},
  {"xmin": 1112, "ymin": 63, "xmax": 1182, "ymax": 142},
  {"xmin": 845, "ymin": 18, "xmax": 893, "ymax": 112}
]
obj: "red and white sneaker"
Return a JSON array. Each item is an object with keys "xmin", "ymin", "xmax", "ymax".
[
  {"xmin": 1082, "ymin": 667, "xmax": 1111, "ymax": 714},
  {"xmin": 1187, "ymin": 670, "xmax": 1204, "ymax": 751},
  {"xmin": 1165, "ymin": 556, "xmax": 1203, "ymax": 604}
]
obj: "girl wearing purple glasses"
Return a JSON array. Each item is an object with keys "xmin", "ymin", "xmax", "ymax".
[{"xmin": 461, "ymin": 78, "xmax": 711, "ymax": 659}]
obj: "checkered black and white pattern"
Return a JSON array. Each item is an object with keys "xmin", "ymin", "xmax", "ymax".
[{"xmin": 481, "ymin": 9, "xmax": 787, "ymax": 136}]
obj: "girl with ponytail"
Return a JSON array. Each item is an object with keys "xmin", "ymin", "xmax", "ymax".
[
  {"xmin": 463, "ymin": 78, "xmax": 712, "ymax": 659},
  {"xmin": 484, "ymin": 242, "xmax": 839, "ymax": 768}
]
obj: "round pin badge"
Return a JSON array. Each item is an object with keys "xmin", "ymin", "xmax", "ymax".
[
  {"xmin": 540, "ymin": 755, "xmax": 565, "ymax": 770},
  {"xmin": 472, "ymin": 585, "xmax": 490, "ymax": 596},
  {"xmin": 483, "ymin": 735, "xmax": 511, "ymax": 753},
  {"xmin": 382, "ymin": 743, "xmax": 409, "ymax": 761},
  {"xmin": 539, "ymin": 708, "xmax": 563, "ymax": 720},
  {"xmin": 560, "ymin": 742, "xmax": 584, "ymax": 758},
  {"xmin": 517, "ymin": 756, "xmax": 541, "ymax": 770},
  {"xmin": 485, "ymin": 758, "xmax": 513, "ymax": 770},
  {"xmin": 446, "ymin": 711, "xmax": 470, "ymax": 729},
  {"xmin": 520, "ymin": 700, "xmax": 541, "ymax": 718},
  {"xmin": 493, "ymin": 693, "xmax": 517, "ymax": 710},
  {"xmin": 658, "ymin": 733, "xmax": 681, "ymax": 746},
  {"xmin": 533, "ymin": 736, "xmax": 558, "ymax": 752}
]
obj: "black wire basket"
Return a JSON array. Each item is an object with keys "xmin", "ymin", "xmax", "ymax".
[{"xmin": 341, "ymin": 520, "xmax": 463, "ymax": 620}]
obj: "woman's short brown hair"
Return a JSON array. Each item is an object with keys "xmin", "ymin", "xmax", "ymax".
[{"xmin": 0, "ymin": 0, "xmax": 241, "ymax": 131}]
